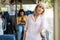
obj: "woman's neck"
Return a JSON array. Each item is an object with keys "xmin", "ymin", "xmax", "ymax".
[
  {"xmin": 21, "ymin": 15, "xmax": 24, "ymax": 17},
  {"xmin": 34, "ymin": 13, "xmax": 39, "ymax": 17}
]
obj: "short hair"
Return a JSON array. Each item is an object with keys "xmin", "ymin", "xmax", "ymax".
[{"xmin": 34, "ymin": 4, "xmax": 45, "ymax": 15}]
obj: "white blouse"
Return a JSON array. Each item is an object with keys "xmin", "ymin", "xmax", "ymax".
[{"xmin": 24, "ymin": 14, "xmax": 46, "ymax": 40}]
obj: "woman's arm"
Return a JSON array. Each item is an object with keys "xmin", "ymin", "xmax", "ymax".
[
  {"xmin": 23, "ymin": 21, "xmax": 28, "ymax": 40},
  {"xmin": 40, "ymin": 17, "xmax": 46, "ymax": 38},
  {"xmin": 23, "ymin": 24, "xmax": 28, "ymax": 40},
  {"xmin": 17, "ymin": 17, "xmax": 21, "ymax": 24},
  {"xmin": 23, "ymin": 16, "xmax": 29, "ymax": 40}
]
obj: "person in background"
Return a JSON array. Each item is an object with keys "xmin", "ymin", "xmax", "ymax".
[
  {"xmin": 0, "ymin": 12, "xmax": 6, "ymax": 35},
  {"xmin": 17, "ymin": 9, "xmax": 28, "ymax": 40},
  {"xmin": 7, "ymin": 0, "xmax": 16, "ymax": 34},
  {"xmin": 17, "ymin": 9, "xmax": 28, "ymax": 24},
  {"xmin": 23, "ymin": 3, "xmax": 46, "ymax": 40}
]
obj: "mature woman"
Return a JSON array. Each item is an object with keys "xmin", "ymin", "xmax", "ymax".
[{"xmin": 23, "ymin": 3, "xmax": 46, "ymax": 40}]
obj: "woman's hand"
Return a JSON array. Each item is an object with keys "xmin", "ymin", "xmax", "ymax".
[{"xmin": 40, "ymin": 32, "xmax": 45, "ymax": 38}]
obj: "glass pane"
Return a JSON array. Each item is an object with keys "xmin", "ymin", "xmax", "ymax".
[{"xmin": 0, "ymin": 0, "xmax": 54, "ymax": 40}]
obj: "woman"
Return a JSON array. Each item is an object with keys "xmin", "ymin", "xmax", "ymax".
[
  {"xmin": 17, "ymin": 9, "xmax": 28, "ymax": 40},
  {"xmin": 23, "ymin": 4, "xmax": 46, "ymax": 40},
  {"xmin": 17, "ymin": 9, "xmax": 27, "ymax": 24}
]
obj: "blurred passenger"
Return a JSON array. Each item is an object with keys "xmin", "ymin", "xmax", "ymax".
[
  {"xmin": 17, "ymin": 9, "xmax": 28, "ymax": 40},
  {"xmin": 17, "ymin": 9, "xmax": 28, "ymax": 24},
  {"xmin": 23, "ymin": 3, "xmax": 46, "ymax": 40},
  {"xmin": 7, "ymin": 0, "xmax": 16, "ymax": 34},
  {"xmin": 0, "ymin": 12, "xmax": 6, "ymax": 35}
]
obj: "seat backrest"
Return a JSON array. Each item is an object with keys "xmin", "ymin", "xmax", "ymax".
[{"xmin": 0, "ymin": 34, "xmax": 16, "ymax": 40}]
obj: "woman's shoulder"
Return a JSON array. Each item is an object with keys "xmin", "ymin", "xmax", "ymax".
[{"xmin": 24, "ymin": 15, "xmax": 28, "ymax": 17}]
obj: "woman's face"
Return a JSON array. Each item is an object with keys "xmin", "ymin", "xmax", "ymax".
[
  {"xmin": 20, "ymin": 12, "xmax": 24, "ymax": 16},
  {"xmin": 36, "ymin": 6, "xmax": 44, "ymax": 15}
]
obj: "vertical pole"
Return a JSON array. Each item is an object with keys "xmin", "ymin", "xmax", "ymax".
[
  {"xmin": 15, "ymin": 0, "xmax": 18, "ymax": 40},
  {"xmin": 54, "ymin": 0, "xmax": 60, "ymax": 40},
  {"xmin": 0, "ymin": 0, "xmax": 1, "ymax": 12},
  {"xmin": 36, "ymin": 0, "xmax": 38, "ymax": 4},
  {"xmin": 20, "ymin": 2, "xmax": 22, "ymax": 9}
]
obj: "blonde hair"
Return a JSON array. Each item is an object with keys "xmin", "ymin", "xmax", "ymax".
[{"xmin": 34, "ymin": 4, "xmax": 45, "ymax": 15}]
